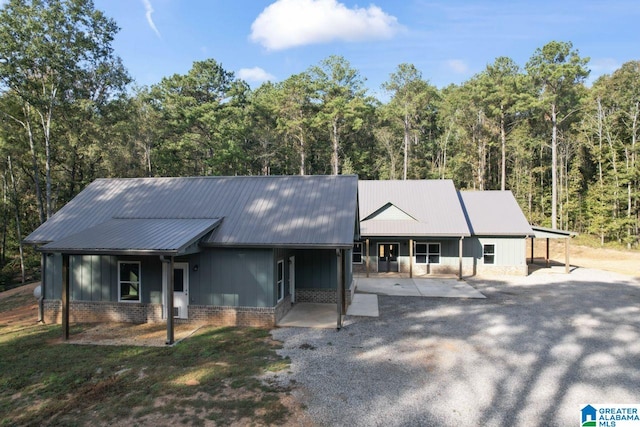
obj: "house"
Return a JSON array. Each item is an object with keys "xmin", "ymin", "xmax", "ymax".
[
  {"xmin": 354, "ymin": 180, "xmax": 534, "ymax": 278},
  {"xmin": 24, "ymin": 175, "xmax": 359, "ymax": 341},
  {"xmin": 458, "ymin": 190, "xmax": 535, "ymax": 276}
]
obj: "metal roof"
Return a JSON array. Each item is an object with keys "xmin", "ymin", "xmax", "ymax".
[
  {"xmin": 458, "ymin": 191, "xmax": 534, "ymax": 236},
  {"xmin": 358, "ymin": 180, "xmax": 471, "ymax": 237},
  {"xmin": 40, "ymin": 218, "xmax": 222, "ymax": 255},
  {"xmin": 532, "ymin": 226, "xmax": 577, "ymax": 239},
  {"xmin": 25, "ymin": 175, "xmax": 359, "ymax": 250}
]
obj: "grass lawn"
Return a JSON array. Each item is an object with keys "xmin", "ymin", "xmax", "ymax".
[{"xmin": 0, "ymin": 295, "xmax": 292, "ymax": 426}]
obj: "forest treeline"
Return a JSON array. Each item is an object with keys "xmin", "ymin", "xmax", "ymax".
[{"xmin": 0, "ymin": 0, "xmax": 638, "ymax": 285}]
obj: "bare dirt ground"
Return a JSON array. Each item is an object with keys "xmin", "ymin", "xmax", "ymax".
[{"xmin": 528, "ymin": 239, "xmax": 640, "ymax": 277}]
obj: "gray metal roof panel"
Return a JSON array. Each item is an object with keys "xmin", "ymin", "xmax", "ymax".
[
  {"xmin": 26, "ymin": 175, "xmax": 359, "ymax": 248},
  {"xmin": 459, "ymin": 191, "xmax": 534, "ymax": 236},
  {"xmin": 39, "ymin": 218, "xmax": 221, "ymax": 254},
  {"xmin": 358, "ymin": 180, "xmax": 471, "ymax": 237},
  {"xmin": 532, "ymin": 226, "xmax": 577, "ymax": 238}
]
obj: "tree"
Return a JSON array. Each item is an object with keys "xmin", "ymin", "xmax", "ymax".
[
  {"xmin": 273, "ymin": 73, "xmax": 318, "ymax": 175},
  {"xmin": 382, "ymin": 63, "xmax": 438, "ymax": 180},
  {"xmin": 308, "ymin": 56, "xmax": 369, "ymax": 175},
  {"xmin": 479, "ymin": 57, "xmax": 522, "ymax": 190},
  {"xmin": 525, "ymin": 41, "xmax": 589, "ymax": 228},
  {"xmin": 0, "ymin": 0, "xmax": 129, "ymax": 221}
]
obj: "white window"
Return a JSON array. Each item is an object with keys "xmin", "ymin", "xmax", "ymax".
[
  {"xmin": 415, "ymin": 242, "xmax": 440, "ymax": 264},
  {"xmin": 277, "ymin": 260, "xmax": 284, "ymax": 302},
  {"xmin": 352, "ymin": 242, "xmax": 363, "ymax": 264},
  {"xmin": 483, "ymin": 244, "xmax": 496, "ymax": 264},
  {"xmin": 118, "ymin": 261, "xmax": 141, "ymax": 302}
]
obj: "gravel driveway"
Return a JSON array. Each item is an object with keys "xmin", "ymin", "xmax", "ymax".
[{"xmin": 268, "ymin": 268, "xmax": 640, "ymax": 427}]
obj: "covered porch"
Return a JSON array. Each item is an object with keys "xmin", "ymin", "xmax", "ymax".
[{"xmin": 529, "ymin": 226, "xmax": 578, "ymax": 274}]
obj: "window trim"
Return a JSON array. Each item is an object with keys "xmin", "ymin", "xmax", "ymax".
[
  {"xmin": 118, "ymin": 261, "xmax": 141, "ymax": 303},
  {"xmin": 483, "ymin": 243, "xmax": 496, "ymax": 265},
  {"xmin": 277, "ymin": 259, "xmax": 284, "ymax": 303},
  {"xmin": 414, "ymin": 242, "xmax": 441, "ymax": 265},
  {"xmin": 352, "ymin": 242, "xmax": 363, "ymax": 264}
]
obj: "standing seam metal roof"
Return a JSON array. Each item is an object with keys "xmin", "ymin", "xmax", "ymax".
[
  {"xmin": 458, "ymin": 191, "xmax": 534, "ymax": 236},
  {"xmin": 25, "ymin": 175, "xmax": 359, "ymax": 249},
  {"xmin": 358, "ymin": 180, "xmax": 471, "ymax": 237}
]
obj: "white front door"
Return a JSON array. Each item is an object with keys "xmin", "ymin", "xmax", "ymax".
[
  {"xmin": 289, "ymin": 256, "xmax": 295, "ymax": 303},
  {"xmin": 172, "ymin": 263, "xmax": 189, "ymax": 319},
  {"xmin": 163, "ymin": 262, "xmax": 189, "ymax": 319}
]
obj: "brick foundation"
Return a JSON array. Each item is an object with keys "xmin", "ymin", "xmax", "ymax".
[
  {"xmin": 295, "ymin": 288, "xmax": 353, "ymax": 305},
  {"xmin": 43, "ymin": 298, "xmax": 295, "ymax": 328}
]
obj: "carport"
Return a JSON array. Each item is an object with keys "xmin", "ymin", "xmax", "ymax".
[{"xmin": 529, "ymin": 226, "xmax": 578, "ymax": 273}]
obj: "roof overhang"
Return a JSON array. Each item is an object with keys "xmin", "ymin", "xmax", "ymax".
[
  {"xmin": 38, "ymin": 218, "xmax": 223, "ymax": 256},
  {"xmin": 531, "ymin": 226, "xmax": 578, "ymax": 239}
]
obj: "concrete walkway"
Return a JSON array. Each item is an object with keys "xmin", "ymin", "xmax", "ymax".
[
  {"xmin": 278, "ymin": 277, "xmax": 484, "ymax": 328},
  {"xmin": 355, "ymin": 276, "xmax": 486, "ymax": 298}
]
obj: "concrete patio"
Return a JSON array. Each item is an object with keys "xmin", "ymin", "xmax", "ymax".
[
  {"xmin": 354, "ymin": 276, "xmax": 486, "ymax": 298},
  {"xmin": 277, "ymin": 276, "xmax": 485, "ymax": 328}
]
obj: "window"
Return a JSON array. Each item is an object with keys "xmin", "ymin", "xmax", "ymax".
[
  {"xmin": 415, "ymin": 243, "xmax": 427, "ymax": 264},
  {"xmin": 352, "ymin": 242, "xmax": 363, "ymax": 264},
  {"xmin": 415, "ymin": 242, "xmax": 441, "ymax": 264},
  {"xmin": 277, "ymin": 260, "xmax": 284, "ymax": 302},
  {"xmin": 428, "ymin": 243, "xmax": 441, "ymax": 264},
  {"xmin": 119, "ymin": 261, "xmax": 141, "ymax": 302},
  {"xmin": 483, "ymin": 244, "xmax": 495, "ymax": 264}
]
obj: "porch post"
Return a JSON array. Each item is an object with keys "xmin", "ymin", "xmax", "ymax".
[
  {"xmin": 166, "ymin": 256, "xmax": 175, "ymax": 345},
  {"xmin": 545, "ymin": 238, "xmax": 550, "ymax": 267},
  {"xmin": 336, "ymin": 249, "xmax": 343, "ymax": 329},
  {"xmin": 409, "ymin": 239, "xmax": 413, "ymax": 278},
  {"xmin": 61, "ymin": 254, "xmax": 70, "ymax": 340},
  {"xmin": 341, "ymin": 249, "xmax": 347, "ymax": 315},
  {"xmin": 565, "ymin": 238, "xmax": 570, "ymax": 274},
  {"xmin": 530, "ymin": 237, "xmax": 534, "ymax": 264},
  {"xmin": 365, "ymin": 238, "xmax": 370, "ymax": 278},
  {"xmin": 458, "ymin": 237, "xmax": 463, "ymax": 280}
]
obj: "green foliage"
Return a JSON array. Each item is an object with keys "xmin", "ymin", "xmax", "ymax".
[{"xmin": 0, "ymin": 5, "xmax": 637, "ymax": 277}]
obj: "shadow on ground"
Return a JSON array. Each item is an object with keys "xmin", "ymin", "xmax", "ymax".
[{"xmin": 270, "ymin": 267, "xmax": 640, "ymax": 426}]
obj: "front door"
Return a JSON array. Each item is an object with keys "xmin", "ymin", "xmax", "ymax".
[
  {"xmin": 163, "ymin": 262, "xmax": 189, "ymax": 319},
  {"xmin": 378, "ymin": 243, "xmax": 399, "ymax": 272}
]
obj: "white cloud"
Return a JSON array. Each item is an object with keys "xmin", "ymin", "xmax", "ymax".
[
  {"xmin": 142, "ymin": 0, "xmax": 161, "ymax": 38},
  {"xmin": 238, "ymin": 67, "xmax": 276, "ymax": 83},
  {"xmin": 250, "ymin": 0, "xmax": 404, "ymax": 51},
  {"xmin": 446, "ymin": 59, "xmax": 469, "ymax": 74}
]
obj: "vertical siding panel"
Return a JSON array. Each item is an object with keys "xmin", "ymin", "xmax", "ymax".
[
  {"xmin": 101, "ymin": 256, "xmax": 112, "ymax": 301},
  {"xmin": 70, "ymin": 256, "xmax": 79, "ymax": 300},
  {"xmin": 91, "ymin": 256, "xmax": 101, "ymax": 301}
]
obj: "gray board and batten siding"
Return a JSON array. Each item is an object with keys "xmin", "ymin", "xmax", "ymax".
[
  {"xmin": 355, "ymin": 182, "xmax": 534, "ymax": 276},
  {"xmin": 26, "ymin": 175, "xmax": 359, "ymax": 328}
]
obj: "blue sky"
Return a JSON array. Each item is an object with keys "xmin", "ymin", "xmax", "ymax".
[{"xmin": 93, "ymin": 0, "xmax": 639, "ymax": 99}]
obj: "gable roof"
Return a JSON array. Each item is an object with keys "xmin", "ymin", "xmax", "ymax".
[
  {"xmin": 25, "ymin": 175, "xmax": 359, "ymax": 251},
  {"xmin": 358, "ymin": 180, "xmax": 471, "ymax": 237},
  {"xmin": 458, "ymin": 191, "xmax": 534, "ymax": 237}
]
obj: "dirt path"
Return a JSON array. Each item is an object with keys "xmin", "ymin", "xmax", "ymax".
[{"xmin": 0, "ymin": 282, "xmax": 40, "ymax": 328}]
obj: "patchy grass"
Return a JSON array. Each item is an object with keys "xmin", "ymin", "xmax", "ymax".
[{"xmin": 0, "ymin": 307, "xmax": 292, "ymax": 426}]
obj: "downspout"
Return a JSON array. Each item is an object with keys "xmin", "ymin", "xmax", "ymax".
[
  {"xmin": 37, "ymin": 252, "xmax": 45, "ymax": 323},
  {"xmin": 458, "ymin": 237, "xmax": 464, "ymax": 281},
  {"xmin": 159, "ymin": 255, "xmax": 174, "ymax": 345}
]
